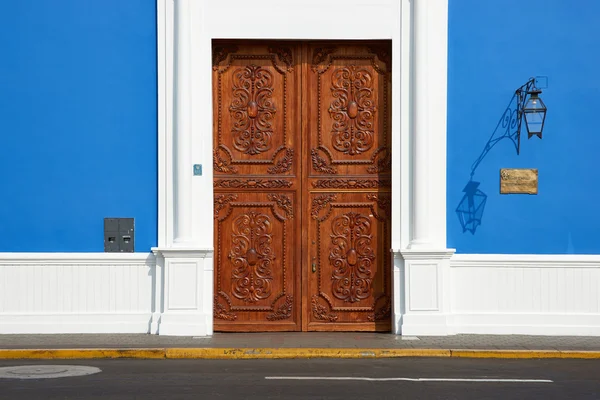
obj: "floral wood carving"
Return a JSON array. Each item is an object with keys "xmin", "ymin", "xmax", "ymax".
[
  {"xmin": 311, "ymin": 194, "xmax": 337, "ymax": 220},
  {"xmin": 311, "ymin": 148, "xmax": 337, "ymax": 174},
  {"xmin": 214, "ymin": 179, "xmax": 292, "ymax": 189},
  {"xmin": 368, "ymin": 46, "xmax": 391, "ymax": 70},
  {"xmin": 267, "ymin": 295, "xmax": 293, "ymax": 321},
  {"xmin": 214, "ymin": 194, "xmax": 238, "ymax": 219},
  {"xmin": 328, "ymin": 66, "xmax": 376, "ymax": 155},
  {"xmin": 312, "ymin": 179, "xmax": 390, "ymax": 189},
  {"xmin": 214, "ymin": 295, "xmax": 237, "ymax": 321},
  {"xmin": 312, "ymin": 47, "xmax": 336, "ymax": 70},
  {"xmin": 267, "ymin": 193, "xmax": 294, "ymax": 220},
  {"xmin": 367, "ymin": 147, "xmax": 391, "ymax": 174},
  {"xmin": 329, "ymin": 212, "xmax": 375, "ymax": 303},
  {"xmin": 368, "ymin": 295, "xmax": 391, "ymax": 322},
  {"xmin": 311, "ymin": 295, "xmax": 338, "ymax": 322},
  {"xmin": 230, "ymin": 65, "xmax": 276, "ymax": 155},
  {"xmin": 267, "ymin": 148, "xmax": 294, "ymax": 174},
  {"xmin": 268, "ymin": 46, "xmax": 294, "ymax": 71},
  {"xmin": 229, "ymin": 212, "xmax": 275, "ymax": 303},
  {"xmin": 366, "ymin": 193, "xmax": 391, "ymax": 220},
  {"xmin": 212, "ymin": 45, "xmax": 239, "ymax": 69},
  {"xmin": 213, "ymin": 148, "xmax": 239, "ymax": 174}
]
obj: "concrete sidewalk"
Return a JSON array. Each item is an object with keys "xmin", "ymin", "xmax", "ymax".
[{"xmin": 1, "ymin": 333, "xmax": 599, "ymax": 359}]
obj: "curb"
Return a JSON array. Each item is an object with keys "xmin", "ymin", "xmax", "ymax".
[{"xmin": 1, "ymin": 348, "xmax": 600, "ymax": 360}]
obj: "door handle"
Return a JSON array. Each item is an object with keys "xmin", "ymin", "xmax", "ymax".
[{"xmin": 312, "ymin": 263, "xmax": 316, "ymax": 273}]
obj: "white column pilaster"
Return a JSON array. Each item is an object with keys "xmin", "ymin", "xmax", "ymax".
[
  {"xmin": 396, "ymin": 0, "xmax": 454, "ymax": 336},
  {"xmin": 152, "ymin": 0, "xmax": 213, "ymax": 336},
  {"xmin": 173, "ymin": 0, "xmax": 193, "ymax": 246},
  {"xmin": 409, "ymin": 0, "xmax": 448, "ymax": 249}
]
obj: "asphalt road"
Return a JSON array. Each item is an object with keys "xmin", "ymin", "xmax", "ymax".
[{"xmin": 0, "ymin": 358, "xmax": 599, "ymax": 399}]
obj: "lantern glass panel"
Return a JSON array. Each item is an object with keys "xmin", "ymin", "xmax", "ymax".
[{"xmin": 524, "ymin": 94, "xmax": 546, "ymax": 136}]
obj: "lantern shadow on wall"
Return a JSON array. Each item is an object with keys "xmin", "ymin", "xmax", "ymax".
[{"xmin": 456, "ymin": 77, "xmax": 547, "ymax": 234}]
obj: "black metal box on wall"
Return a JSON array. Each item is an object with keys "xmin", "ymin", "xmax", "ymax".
[{"xmin": 104, "ymin": 218, "xmax": 134, "ymax": 252}]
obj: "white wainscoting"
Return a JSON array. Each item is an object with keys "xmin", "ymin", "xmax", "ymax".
[
  {"xmin": 3, "ymin": 252, "xmax": 600, "ymax": 336},
  {"xmin": 0, "ymin": 253, "xmax": 155, "ymax": 334},
  {"xmin": 450, "ymin": 254, "xmax": 600, "ymax": 336}
]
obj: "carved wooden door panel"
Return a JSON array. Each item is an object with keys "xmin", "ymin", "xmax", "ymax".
[
  {"xmin": 213, "ymin": 42, "xmax": 301, "ymax": 331},
  {"xmin": 213, "ymin": 41, "xmax": 391, "ymax": 332},
  {"xmin": 304, "ymin": 43, "xmax": 392, "ymax": 331}
]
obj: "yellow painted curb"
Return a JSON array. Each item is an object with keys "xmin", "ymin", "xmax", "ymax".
[
  {"xmin": 450, "ymin": 349, "xmax": 600, "ymax": 359},
  {"xmin": 558, "ymin": 351, "xmax": 600, "ymax": 359},
  {"xmin": 0, "ymin": 349, "xmax": 165, "ymax": 360},
  {"xmin": 0, "ymin": 348, "xmax": 599, "ymax": 360},
  {"xmin": 165, "ymin": 348, "xmax": 451, "ymax": 359}
]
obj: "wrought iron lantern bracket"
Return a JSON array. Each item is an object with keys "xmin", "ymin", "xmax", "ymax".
[{"xmin": 469, "ymin": 77, "xmax": 547, "ymax": 178}]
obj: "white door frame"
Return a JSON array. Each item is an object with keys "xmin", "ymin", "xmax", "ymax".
[{"xmin": 153, "ymin": 0, "xmax": 454, "ymax": 336}]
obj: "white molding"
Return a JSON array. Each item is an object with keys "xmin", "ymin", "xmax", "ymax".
[
  {"xmin": 452, "ymin": 253, "xmax": 600, "ymax": 267},
  {"xmin": 152, "ymin": 247, "xmax": 213, "ymax": 258},
  {"xmin": 400, "ymin": 249, "xmax": 456, "ymax": 260},
  {"xmin": 0, "ymin": 253, "xmax": 154, "ymax": 265}
]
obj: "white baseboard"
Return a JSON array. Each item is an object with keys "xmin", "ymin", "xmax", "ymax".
[
  {"xmin": 400, "ymin": 314, "xmax": 455, "ymax": 336},
  {"xmin": 157, "ymin": 314, "xmax": 212, "ymax": 336}
]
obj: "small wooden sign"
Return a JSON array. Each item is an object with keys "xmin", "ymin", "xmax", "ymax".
[{"xmin": 500, "ymin": 168, "xmax": 538, "ymax": 194}]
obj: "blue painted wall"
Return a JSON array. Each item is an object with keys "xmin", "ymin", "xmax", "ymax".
[
  {"xmin": 0, "ymin": 1, "xmax": 157, "ymax": 252},
  {"xmin": 448, "ymin": 0, "xmax": 600, "ymax": 254}
]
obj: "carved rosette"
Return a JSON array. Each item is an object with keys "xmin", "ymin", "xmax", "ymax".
[
  {"xmin": 228, "ymin": 212, "xmax": 275, "ymax": 303},
  {"xmin": 311, "ymin": 194, "xmax": 337, "ymax": 220},
  {"xmin": 230, "ymin": 65, "xmax": 276, "ymax": 155},
  {"xmin": 267, "ymin": 193, "xmax": 294, "ymax": 220},
  {"xmin": 267, "ymin": 148, "xmax": 294, "ymax": 174},
  {"xmin": 214, "ymin": 295, "xmax": 237, "ymax": 321},
  {"xmin": 311, "ymin": 149, "xmax": 337, "ymax": 174},
  {"xmin": 328, "ymin": 66, "xmax": 376, "ymax": 155},
  {"xmin": 311, "ymin": 295, "xmax": 338, "ymax": 322},
  {"xmin": 329, "ymin": 212, "xmax": 375, "ymax": 303},
  {"xmin": 214, "ymin": 179, "xmax": 292, "ymax": 189},
  {"xmin": 266, "ymin": 295, "xmax": 293, "ymax": 321}
]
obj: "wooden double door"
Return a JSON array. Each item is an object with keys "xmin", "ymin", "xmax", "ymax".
[{"xmin": 212, "ymin": 41, "xmax": 392, "ymax": 332}]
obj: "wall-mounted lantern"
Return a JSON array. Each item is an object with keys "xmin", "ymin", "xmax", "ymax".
[
  {"xmin": 522, "ymin": 89, "xmax": 547, "ymax": 139},
  {"xmin": 456, "ymin": 181, "xmax": 488, "ymax": 235},
  {"xmin": 516, "ymin": 78, "xmax": 547, "ymax": 152}
]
